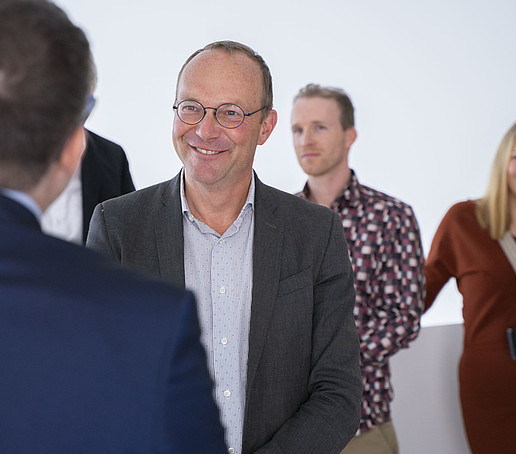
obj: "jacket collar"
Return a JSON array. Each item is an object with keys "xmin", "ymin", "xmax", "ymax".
[{"xmin": 0, "ymin": 193, "xmax": 41, "ymax": 231}]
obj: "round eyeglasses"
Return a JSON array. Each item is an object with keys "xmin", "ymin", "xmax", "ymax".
[{"xmin": 173, "ymin": 100, "xmax": 266, "ymax": 129}]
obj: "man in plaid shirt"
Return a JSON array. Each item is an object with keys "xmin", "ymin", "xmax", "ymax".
[{"xmin": 291, "ymin": 84, "xmax": 425, "ymax": 454}]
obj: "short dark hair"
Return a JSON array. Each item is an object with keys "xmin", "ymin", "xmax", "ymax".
[
  {"xmin": 294, "ymin": 83, "xmax": 355, "ymax": 131},
  {"xmin": 0, "ymin": 0, "xmax": 92, "ymax": 190},
  {"xmin": 175, "ymin": 40, "xmax": 273, "ymax": 121}
]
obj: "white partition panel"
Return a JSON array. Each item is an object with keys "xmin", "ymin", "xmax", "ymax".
[{"xmin": 390, "ymin": 324, "xmax": 470, "ymax": 453}]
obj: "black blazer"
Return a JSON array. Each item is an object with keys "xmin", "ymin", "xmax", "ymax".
[{"xmin": 81, "ymin": 130, "xmax": 135, "ymax": 243}]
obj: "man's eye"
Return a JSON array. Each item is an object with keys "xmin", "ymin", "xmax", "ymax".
[{"xmin": 183, "ymin": 105, "xmax": 200, "ymax": 112}]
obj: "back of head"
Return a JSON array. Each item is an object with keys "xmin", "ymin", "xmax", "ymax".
[
  {"xmin": 0, "ymin": 0, "xmax": 92, "ymax": 191},
  {"xmin": 294, "ymin": 83, "xmax": 355, "ymax": 131},
  {"xmin": 176, "ymin": 40, "xmax": 273, "ymax": 120}
]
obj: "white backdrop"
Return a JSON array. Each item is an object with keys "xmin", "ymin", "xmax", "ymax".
[{"xmin": 59, "ymin": 0, "xmax": 516, "ymax": 327}]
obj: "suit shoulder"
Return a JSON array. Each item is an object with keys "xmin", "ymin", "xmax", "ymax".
[
  {"xmin": 259, "ymin": 181, "xmax": 336, "ymax": 218},
  {"xmin": 257, "ymin": 181, "xmax": 341, "ymax": 243},
  {"xmin": 101, "ymin": 179, "xmax": 173, "ymax": 211},
  {"xmin": 84, "ymin": 130, "xmax": 129, "ymax": 172},
  {"xmin": 67, "ymin": 238, "xmax": 192, "ymax": 314},
  {"xmin": 86, "ymin": 129, "xmax": 124, "ymax": 154}
]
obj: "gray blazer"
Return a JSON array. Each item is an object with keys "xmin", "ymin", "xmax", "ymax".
[{"xmin": 87, "ymin": 172, "xmax": 362, "ymax": 454}]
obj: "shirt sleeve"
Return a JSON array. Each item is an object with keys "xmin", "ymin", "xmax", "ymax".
[
  {"xmin": 357, "ymin": 204, "xmax": 425, "ymax": 367},
  {"xmin": 424, "ymin": 204, "xmax": 459, "ymax": 312}
]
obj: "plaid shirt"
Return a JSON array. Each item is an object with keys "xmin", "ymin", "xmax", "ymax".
[{"xmin": 297, "ymin": 171, "xmax": 424, "ymax": 435}]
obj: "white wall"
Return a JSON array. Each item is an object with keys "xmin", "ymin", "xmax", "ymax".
[
  {"xmin": 55, "ymin": 1, "xmax": 515, "ymax": 450},
  {"xmin": 59, "ymin": 0, "xmax": 516, "ymax": 327}
]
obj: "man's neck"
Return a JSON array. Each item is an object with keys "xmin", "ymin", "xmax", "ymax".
[
  {"xmin": 306, "ymin": 168, "xmax": 351, "ymax": 209},
  {"xmin": 184, "ymin": 174, "xmax": 252, "ymax": 236}
]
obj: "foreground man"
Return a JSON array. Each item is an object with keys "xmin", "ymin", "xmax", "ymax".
[
  {"xmin": 291, "ymin": 84, "xmax": 425, "ymax": 454},
  {"xmin": 0, "ymin": 1, "xmax": 226, "ymax": 452},
  {"xmin": 88, "ymin": 41, "xmax": 362, "ymax": 453}
]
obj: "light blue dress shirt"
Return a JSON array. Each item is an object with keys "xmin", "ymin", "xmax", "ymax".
[{"xmin": 181, "ymin": 172, "xmax": 254, "ymax": 454}]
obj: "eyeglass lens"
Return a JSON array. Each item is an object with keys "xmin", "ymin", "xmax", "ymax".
[{"xmin": 176, "ymin": 100, "xmax": 245, "ymax": 128}]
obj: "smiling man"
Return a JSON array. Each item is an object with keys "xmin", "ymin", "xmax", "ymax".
[
  {"xmin": 87, "ymin": 42, "xmax": 362, "ymax": 454},
  {"xmin": 291, "ymin": 84, "xmax": 425, "ymax": 454}
]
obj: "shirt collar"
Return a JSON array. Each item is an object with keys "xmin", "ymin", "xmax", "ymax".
[
  {"xmin": 0, "ymin": 187, "xmax": 42, "ymax": 223},
  {"xmin": 300, "ymin": 169, "xmax": 361, "ymax": 209},
  {"xmin": 179, "ymin": 168, "xmax": 255, "ymax": 228}
]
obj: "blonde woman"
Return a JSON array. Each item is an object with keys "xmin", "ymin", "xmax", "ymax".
[{"xmin": 424, "ymin": 122, "xmax": 516, "ymax": 453}]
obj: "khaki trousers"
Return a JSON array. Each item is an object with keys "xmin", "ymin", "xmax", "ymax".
[{"xmin": 340, "ymin": 422, "xmax": 399, "ymax": 454}]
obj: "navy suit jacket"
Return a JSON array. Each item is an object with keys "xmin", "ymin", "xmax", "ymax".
[
  {"xmin": 0, "ymin": 194, "xmax": 227, "ymax": 453},
  {"xmin": 81, "ymin": 130, "xmax": 135, "ymax": 243},
  {"xmin": 87, "ymin": 172, "xmax": 362, "ymax": 454}
]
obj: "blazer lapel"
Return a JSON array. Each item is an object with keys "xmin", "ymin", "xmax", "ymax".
[
  {"xmin": 246, "ymin": 178, "xmax": 284, "ymax": 399},
  {"xmin": 155, "ymin": 174, "xmax": 186, "ymax": 289}
]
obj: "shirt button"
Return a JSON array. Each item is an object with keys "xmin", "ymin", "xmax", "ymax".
[
  {"xmin": 221, "ymin": 337, "xmax": 228, "ymax": 345},
  {"xmin": 219, "ymin": 239, "xmax": 225, "ymax": 245},
  {"xmin": 228, "ymin": 448, "xmax": 234, "ymax": 454},
  {"xmin": 188, "ymin": 215, "xmax": 194, "ymax": 222},
  {"xmin": 224, "ymin": 389, "xmax": 231, "ymax": 398},
  {"xmin": 219, "ymin": 286, "xmax": 226, "ymax": 294}
]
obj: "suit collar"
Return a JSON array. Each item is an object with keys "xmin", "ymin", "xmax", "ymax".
[
  {"xmin": 155, "ymin": 174, "xmax": 186, "ymax": 288},
  {"xmin": 0, "ymin": 193, "xmax": 41, "ymax": 231}
]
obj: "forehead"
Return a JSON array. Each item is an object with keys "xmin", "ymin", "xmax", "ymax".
[
  {"xmin": 177, "ymin": 50, "xmax": 262, "ymax": 107},
  {"xmin": 291, "ymin": 96, "xmax": 341, "ymax": 123}
]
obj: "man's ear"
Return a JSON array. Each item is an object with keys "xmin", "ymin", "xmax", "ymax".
[
  {"xmin": 345, "ymin": 127, "xmax": 357, "ymax": 149},
  {"xmin": 58, "ymin": 127, "xmax": 86, "ymax": 175},
  {"xmin": 258, "ymin": 109, "xmax": 278, "ymax": 146}
]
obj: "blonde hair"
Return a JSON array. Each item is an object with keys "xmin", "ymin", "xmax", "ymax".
[{"xmin": 476, "ymin": 122, "xmax": 516, "ymax": 239}]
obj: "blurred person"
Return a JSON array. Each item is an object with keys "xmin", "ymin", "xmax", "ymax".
[
  {"xmin": 87, "ymin": 41, "xmax": 362, "ymax": 454},
  {"xmin": 0, "ymin": 1, "xmax": 226, "ymax": 452},
  {"xmin": 425, "ymin": 122, "xmax": 516, "ymax": 453},
  {"xmin": 291, "ymin": 83, "xmax": 425, "ymax": 454},
  {"xmin": 42, "ymin": 128, "xmax": 135, "ymax": 244}
]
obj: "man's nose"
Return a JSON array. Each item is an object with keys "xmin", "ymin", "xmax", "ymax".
[
  {"xmin": 195, "ymin": 108, "xmax": 221, "ymax": 140},
  {"xmin": 299, "ymin": 130, "xmax": 312, "ymax": 146}
]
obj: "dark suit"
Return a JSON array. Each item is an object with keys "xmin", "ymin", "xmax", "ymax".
[
  {"xmin": 87, "ymin": 172, "xmax": 362, "ymax": 454},
  {"xmin": 81, "ymin": 130, "xmax": 135, "ymax": 243},
  {"xmin": 0, "ymin": 194, "xmax": 227, "ymax": 454}
]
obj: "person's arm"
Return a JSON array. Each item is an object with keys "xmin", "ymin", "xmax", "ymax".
[
  {"xmin": 424, "ymin": 206, "xmax": 457, "ymax": 312},
  {"xmin": 118, "ymin": 149, "xmax": 135, "ymax": 193},
  {"xmin": 256, "ymin": 214, "xmax": 362, "ymax": 453},
  {"xmin": 358, "ymin": 205, "xmax": 425, "ymax": 367},
  {"xmin": 86, "ymin": 202, "xmax": 120, "ymax": 261}
]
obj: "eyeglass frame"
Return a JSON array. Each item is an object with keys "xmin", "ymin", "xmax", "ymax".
[
  {"xmin": 173, "ymin": 99, "xmax": 266, "ymax": 129},
  {"xmin": 80, "ymin": 94, "xmax": 96, "ymax": 124}
]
